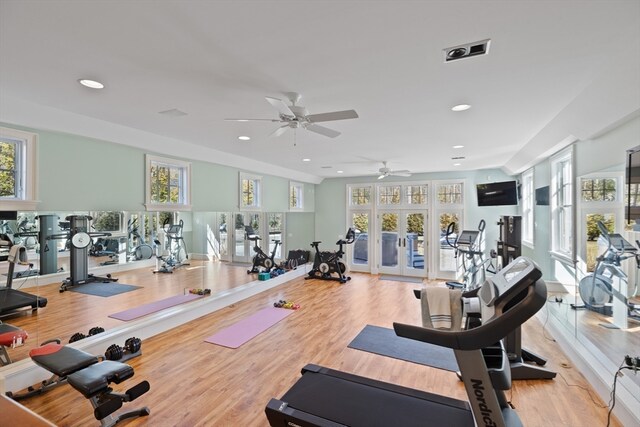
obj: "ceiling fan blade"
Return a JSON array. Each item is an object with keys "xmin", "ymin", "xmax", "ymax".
[
  {"xmin": 377, "ymin": 174, "xmax": 386, "ymax": 180},
  {"xmin": 307, "ymin": 109, "xmax": 359, "ymax": 123},
  {"xmin": 225, "ymin": 118, "xmax": 281, "ymax": 122},
  {"xmin": 306, "ymin": 123, "xmax": 341, "ymax": 138},
  {"xmin": 265, "ymin": 97, "xmax": 296, "ymax": 118},
  {"xmin": 392, "ymin": 172, "xmax": 412, "ymax": 177},
  {"xmin": 269, "ymin": 124, "xmax": 290, "ymax": 138}
]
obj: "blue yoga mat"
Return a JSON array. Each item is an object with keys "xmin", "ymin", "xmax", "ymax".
[{"xmin": 348, "ymin": 324, "xmax": 458, "ymax": 372}]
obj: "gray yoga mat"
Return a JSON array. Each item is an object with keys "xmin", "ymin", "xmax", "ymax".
[
  {"xmin": 348, "ymin": 324, "xmax": 458, "ymax": 372},
  {"xmin": 69, "ymin": 282, "xmax": 142, "ymax": 297}
]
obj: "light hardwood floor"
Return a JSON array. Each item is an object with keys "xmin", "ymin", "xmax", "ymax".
[{"xmin": 8, "ymin": 265, "xmax": 621, "ymax": 427}]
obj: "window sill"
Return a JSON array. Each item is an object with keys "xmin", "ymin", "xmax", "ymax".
[
  {"xmin": 144, "ymin": 203, "xmax": 192, "ymax": 212},
  {"xmin": 550, "ymin": 251, "xmax": 574, "ymax": 266},
  {"xmin": 522, "ymin": 240, "xmax": 534, "ymax": 250},
  {"xmin": 0, "ymin": 199, "xmax": 40, "ymax": 211}
]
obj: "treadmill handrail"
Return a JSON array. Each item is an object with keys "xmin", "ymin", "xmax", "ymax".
[{"xmin": 394, "ymin": 279, "xmax": 547, "ymax": 351}]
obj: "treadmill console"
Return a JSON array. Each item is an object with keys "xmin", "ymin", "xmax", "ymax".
[{"xmin": 457, "ymin": 230, "xmax": 479, "ymax": 246}]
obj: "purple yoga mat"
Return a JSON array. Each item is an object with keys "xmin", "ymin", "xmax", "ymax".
[
  {"xmin": 204, "ymin": 307, "xmax": 294, "ymax": 349},
  {"xmin": 109, "ymin": 294, "xmax": 203, "ymax": 321}
]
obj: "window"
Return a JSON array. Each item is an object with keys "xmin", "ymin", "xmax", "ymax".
[
  {"xmin": 349, "ymin": 186, "xmax": 372, "ymax": 206},
  {"xmin": 581, "ymin": 178, "xmax": 616, "ymax": 202},
  {"xmin": 92, "ymin": 211, "xmax": 124, "ymax": 232},
  {"xmin": 145, "ymin": 154, "xmax": 191, "ymax": 211},
  {"xmin": 0, "ymin": 127, "xmax": 38, "ymax": 210},
  {"xmin": 406, "ymin": 185, "xmax": 428, "ymax": 205},
  {"xmin": 551, "ymin": 147, "xmax": 573, "ymax": 257},
  {"xmin": 437, "ymin": 183, "xmax": 463, "ymax": 204},
  {"xmin": 378, "ymin": 185, "xmax": 401, "ymax": 205},
  {"xmin": 521, "ymin": 169, "xmax": 534, "ymax": 245},
  {"xmin": 240, "ymin": 173, "xmax": 262, "ymax": 210},
  {"xmin": 289, "ymin": 182, "xmax": 304, "ymax": 210}
]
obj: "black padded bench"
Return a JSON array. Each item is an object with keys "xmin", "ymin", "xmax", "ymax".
[{"xmin": 29, "ymin": 343, "xmax": 150, "ymax": 427}]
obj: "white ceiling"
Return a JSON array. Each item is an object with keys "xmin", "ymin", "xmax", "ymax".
[{"xmin": 1, "ymin": 0, "xmax": 639, "ymax": 184}]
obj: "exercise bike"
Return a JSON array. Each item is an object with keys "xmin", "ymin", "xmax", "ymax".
[
  {"xmin": 572, "ymin": 221, "xmax": 640, "ymax": 320},
  {"xmin": 306, "ymin": 228, "xmax": 355, "ymax": 284},
  {"xmin": 245, "ymin": 226, "xmax": 280, "ymax": 274},
  {"xmin": 444, "ymin": 220, "xmax": 496, "ymax": 291}
]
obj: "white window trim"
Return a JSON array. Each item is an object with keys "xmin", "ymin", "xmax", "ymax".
[
  {"xmin": 289, "ymin": 181, "xmax": 304, "ymax": 211},
  {"xmin": 347, "ymin": 184, "xmax": 373, "ymax": 208},
  {"xmin": 0, "ymin": 127, "xmax": 39, "ymax": 210},
  {"xmin": 521, "ymin": 168, "xmax": 534, "ymax": 248},
  {"xmin": 550, "ymin": 146, "xmax": 574, "ymax": 260},
  {"xmin": 239, "ymin": 172, "xmax": 262, "ymax": 211},
  {"xmin": 144, "ymin": 154, "xmax": 192, "ymax": 212}
]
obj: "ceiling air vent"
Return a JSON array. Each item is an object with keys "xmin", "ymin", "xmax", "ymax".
[{"xmin": 443, "ymin": 39, "xmax": 491, "ymax": 62}]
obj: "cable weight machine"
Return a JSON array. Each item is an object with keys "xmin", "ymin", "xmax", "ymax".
[{"xmin": 47, "ymin": 215, "xmax": 118, "ymax": 292}]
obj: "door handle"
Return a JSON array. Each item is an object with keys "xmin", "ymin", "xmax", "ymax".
[
  {"xmin": 398, "ymin": 238, "xmax": 401, "ymax": 247},
  {"xmin": 403, "ymin": 238, "xmax": 406, "ymax": 247}
]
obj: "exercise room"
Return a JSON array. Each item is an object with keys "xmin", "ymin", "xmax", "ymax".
[{"xmin": 0, "ymin": 1, "xmax": 638, "ymax": 426}]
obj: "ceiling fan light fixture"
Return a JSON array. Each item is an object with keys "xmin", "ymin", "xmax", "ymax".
[
  {"xmin": 451, "ymin": 104, "xmax": 471, "ymax": 112},
  {"xmin": 238, "ymin": 136, "xmax": 251, "ymax": 141},
  {"xmin": 78, "ymin": 79, "xmax": 104, "ymax": 89}
]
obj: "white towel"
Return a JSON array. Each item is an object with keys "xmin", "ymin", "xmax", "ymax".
[{"xmin": 424, "ymin": 287, "xmax": 452, "ymax": 329}]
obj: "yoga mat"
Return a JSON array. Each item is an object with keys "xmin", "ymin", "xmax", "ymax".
[
  {"xmin": 109, "ymin": 293, "xmax": 203, "ymax": 321},
  {"xmin": 348, "ymin": 325, "xmax": 458, "ymax": 372},
  {"xmin": 205, "ymin": 306, "xmax": 294, "ymax": 349},
  {"xmin": 69, "ymin": 282, "xmax": 141, "ymax": 297},
  {"xmin": 379, "ymin": 275, "xmax": 424, "ymax": 284}
]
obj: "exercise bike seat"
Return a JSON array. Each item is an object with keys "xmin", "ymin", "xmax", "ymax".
[
  {"xmin": 0, "ymin": 323, "xmax": 28, "ymax": 347},
  {"xmin": 30, "ymin": 343, "xmax": 99, "ymax": 377},
  {"xmin": 311, "ymin": 241, "xmax": 321, "ymax": 246},
  {"xmin": 271, "ymin": 240, "xmax": 281, "ymax": 244},
  {"xmin": 67, "ymin": 360, "xmax": 134, "ymax": 398}
]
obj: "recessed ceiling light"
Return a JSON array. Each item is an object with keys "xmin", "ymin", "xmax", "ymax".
[
  {"xmin": 453, "ymin": 163, "xmax": 461, "ymax": 166},
  {"xmin": 337, "ymin": 170, "xmax": 344, "ymax": 174},
  {"xmin": 451, "ymin": 104, "xmax": 471, "ymax": 112},
  {"xmin": 78, "ymin": 79, "xmax": 104, "ymax": 89},
  {"xmin": 238, "ymin": 136, "xmax": 250, "ymax": 141},
  {"xmin": 302, "ymin": 158, "xmax": 311, "ymax": 162},
  {"xmin": 452, "ymin": 145, "xmax": 464, "ymax": 149}
]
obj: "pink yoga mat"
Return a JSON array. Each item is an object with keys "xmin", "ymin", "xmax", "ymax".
[
  {"xmin": 204, "ymin": 307, "xmax": 294, "ymax": 349},
  {"xmin": 109, "ymin": 294, "xmax": 203, "ymax": 321}
]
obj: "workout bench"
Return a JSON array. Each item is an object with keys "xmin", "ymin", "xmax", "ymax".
[{"xmin": 28, "ymin": 343, "xmax": 150, "ymax": 426}]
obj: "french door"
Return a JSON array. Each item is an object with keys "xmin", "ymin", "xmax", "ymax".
[
  {"xmin": 377, "ymin": 210, "xmax": 427, "ymax": 277},
  {"xmin": 232, "ymin": 212, "xmax": 262, "ymax": 263}
]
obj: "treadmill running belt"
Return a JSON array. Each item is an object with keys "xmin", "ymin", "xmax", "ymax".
[
  {"xmin": 0, "ymin": 288, "xmax": 45, "ymax": 314},
  {"xmin": 281, "ymin": 371, "xmax": 474, "ymax": 427}
]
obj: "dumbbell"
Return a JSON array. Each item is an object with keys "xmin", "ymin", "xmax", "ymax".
[
  {"xmin": 104, "ymin": 337, "xmax": 143, "ymax": 362},
  {"xmin": 68, "ymin": 326, "xmax": 105, "ymax": 343}
]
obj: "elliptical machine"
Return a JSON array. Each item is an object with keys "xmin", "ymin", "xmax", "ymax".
[
  {"xmin": 127, "ymin": 218, "xmax": 153, "ymax": 261},
  {"xmin": 153, "ymin": 219, "xmax": 189, "ymax": 274},
  {"xmin": 245, "ymin": 226, "xmax": 280, "ymax": 274},
  {"xmin": 444, "ymin": 219, "xmax": 495, "ymax": 291},
  {"xmin": 306, "ymin": 228, "xmax": 355, "ymax": 284}
]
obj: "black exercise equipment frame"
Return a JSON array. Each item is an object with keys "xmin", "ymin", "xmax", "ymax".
[
  {"xmin": 305, "ymin": 228, "xmax": 355, "ymax": 284},
  {"xmin": 245, "ymin": 226, "xmax": 280, "ymax": 274}
]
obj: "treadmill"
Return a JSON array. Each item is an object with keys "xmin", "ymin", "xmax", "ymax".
[
  {"xmin": 266, "ymin": 256, "xmax": 547, "ymax": 427},
  {"xmin": 0, "ymin": 243, "xmax": 48, "ymax": 316}
]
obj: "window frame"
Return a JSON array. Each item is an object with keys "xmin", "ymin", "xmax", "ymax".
[
  {"xmin": 289, "ymin": 181, "xmax": 304, "ymax": 211},
  {"xmin": 239, "ymin": 172, "xmax": 262, "ymax": 211},
  {"xmin": 521, "ymin": 168, "xmax": 534, "ymax": 247},
  {"xmin": 145, "ymin": 154, "xmax": 192, "ymax": 212},
  {"xmin": 550, "ymin": 146, "xmax": 574, "ymax": 260},
  {"xmin": 0, "ymin": 127, "xmax": 38, "ymax": 210}
]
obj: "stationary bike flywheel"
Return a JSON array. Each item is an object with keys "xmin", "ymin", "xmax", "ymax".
[
  {"xmin": 264, "ymin": 258, "xmax": 273, "ymax": 269},
  {"xmin": 578, "ymin": 275, "xmax": 611, "ymax": 307},
  {"xmin": 319, "ymin": 263, "xmax": 331, "ymax": 274}
]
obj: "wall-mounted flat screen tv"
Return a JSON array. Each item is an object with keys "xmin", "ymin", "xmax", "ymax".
[
  {"xmin": 476, "ymin": 181, "xmax": 518, "ymax": 206},
  {"xmin": 625, "ymin": 145, "xmax": 640, "ymax": 222}
]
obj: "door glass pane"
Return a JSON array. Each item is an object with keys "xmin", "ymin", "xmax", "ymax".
[
  {"xmin": 379, "ymin": 186, "xmax": 401, "ymax": 205},
  {"xmin": 234, "ymin": 213, "xmax": 245, "ymax": 257},
  {"xmin": 352, "ymin": 212, "xmax": 369, "ymax": 265},
  {"xmin": 381, "ymin": 213, "xmax": 398, "ymax": 267},
  {"xmin": 585, "ymin": 213, "xmax": 615, "ymax": 273},
  {"xmin": 268, "ymin": 213, "xmax": 283, "ymax": 259},
  {"xmin": 406, "ymin": 213, "xmax": 424, "ymax": 270},
  {"xmin": 218, "ymin": 213, "xmax": 228, "ymax": 258},
  {"xmin": 439, "ymin": 212, "xmax": 460, "ymax": 271}
]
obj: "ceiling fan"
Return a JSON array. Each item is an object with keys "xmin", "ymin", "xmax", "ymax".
[
  {"xmin": 225, "ymin": 92, "xmax": 358, "ymax": 138},
  {"xmin": 378, "ymin": 161, "xmax": 411, "ymax": 179}
]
